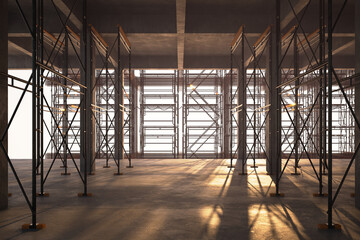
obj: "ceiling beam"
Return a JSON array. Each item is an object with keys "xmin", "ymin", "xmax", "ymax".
[
  {"xmin": 176, "ymin": 0, "xmax": 186, "ymax": 70},
  {"xmin": 307, "ymin": 39, "xmax": 355, "ymax": 68},
  {"xmin": 281, "ymin": 0, "xmax": 310, "ymax": 30},
  {"xmin": 8, "ymin": 40, "xmax": 31, "ymax": 57},
  {"xmin": 53, "ymin": 0, "xmax": 82, "ymax": 30}
]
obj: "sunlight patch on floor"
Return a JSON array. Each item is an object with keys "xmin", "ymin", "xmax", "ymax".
[
  {"xmin": 199, "ymin": 205, "xmax": 223, "ymax": 237},
  {"xmin": 248, "ymin": 203, "xmax": 310, "ymax": 240}
]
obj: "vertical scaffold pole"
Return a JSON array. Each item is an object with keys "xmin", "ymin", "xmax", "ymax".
[
  {"xmin": 327, "ymin": 0, "xmax": 333, "ymax": 228},
  {"xmin": 114, "ymin": 26, "xmax": 123, "ymax": 175},
  {"xmin": 127, "ymin": 50, "xmax": 133, "ymax": 168},
  {"xmin": 230, "ymin": 52, "xmax": 234, "ymax": 168},
  {"xmin": 31, "ymin": 0, "xmax": 37, "ymax": 228}
]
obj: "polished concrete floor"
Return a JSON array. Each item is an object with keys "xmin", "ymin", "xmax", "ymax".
[{"xmin": 0, "ymin": 158, "xmax": 359, "ymax": 240}]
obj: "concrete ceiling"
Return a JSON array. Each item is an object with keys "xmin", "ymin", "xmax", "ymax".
[{"xmin": 7, "ymin": 0, "xmax": 356, "ymax": 69}]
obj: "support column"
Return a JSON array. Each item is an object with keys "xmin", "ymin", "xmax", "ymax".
[
  {"xmin": 88, "ymin": 34, "xmax": 95, "ymax": 173},
  {"xmin": 62, "ymin": 31, "xmax": 69, "ymax": 174},
  {"xmin": 80, "ymin": 23, "xmax": 95, "ymax": 173},
  {"xmin": 267, "ymin": 0, "xmax": 281, "ymax": 190},
  {"xmin": 238, "ymin": 35, "xmax": 247, "ymax": 174},
  {"xmin": 223, "ymin": 71, "xmax": 231, "ymax": 158},
  {"xmin": 130, "ymin": 71, "xmax": 137, "ymax": 158},
  {"xmin": 114, "ymin": 66, "xmax": 123, "ymax": 173},
  {"xmin": 0, "ymin": 0, "xmax": 8, "ymax": 210},
  {"xmin": 178, "ymin": 70, "xmax": 184, "ymax": 158},
  {"xmin": 293, "ymin": 32, "xmax": 300, "ymax": 175},
  {"xmin": 115, "ymin": 27, "xmax": 123, "ymax": 170},
  {"xmin": 355, "ymin": 0, "xmax": 360, "ymax": 209}
]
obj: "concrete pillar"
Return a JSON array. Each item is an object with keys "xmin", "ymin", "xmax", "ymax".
[
  {"xmin": 115, "ymin": 68, "xmax": 123, "ymax": 163},
  {"xmin": 62, "ymin": 32, "xmax": 68, "ymax": 168},
  {"xmin": 266, "ymin": 1, "xmax": 281, "ymax": 178},
  {"xmin": 80, "ymin": 24, "xmax": 95, "ymax": 173},
  {"xmin": 355, "ymin": 0, "xmax": 360, "ymax": 209},
  {"xmin": 265, "ymin": 30, "xmax": 271, "ymax": 173},
  {"xmin": 214, "ymin": 71, "xmax": 220, "ymax": 158},
  {"xmin": 130, "ymin": 72, "xmax": 138, "ymax": 158},
  {"xmin": 88, "ymin": 35, "xmax": 95, "ymax": 172},
  {"xmin": 177, "ymin": 70, "xmax": 183, "ymax": 158},
  {"xmin": 222, "ymin": 71, "xmax": 231, "ymax": 158},
  {"xmin": 0, "ymin": 0, "xmax": 8, "ymax": 210},
  {"xmin": 237, "ymin": 36, "xmax": 247, "ymax": 173},
  {"xmin": 294, "ymin": 33, "xmax": 300, "ymax": 172}
]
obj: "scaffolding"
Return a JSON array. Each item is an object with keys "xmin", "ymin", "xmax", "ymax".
[
  {"xmin": 230, "ymin": 0, "xmax": 358, "ymax": 230},
  {"xmin": 139, "ymin": 70, "xmax": 179, "ymax": 158},
  {"xmin": 1, "ymin": 0, "xmax": 359, "ymax": 232}
]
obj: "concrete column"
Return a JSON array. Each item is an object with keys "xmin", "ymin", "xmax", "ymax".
[
  {"xmin": 222, "ymin": 71, "xmax": 231, "ymax": 158},
  {"xmin": 265, "ymin": 41, "xmax": 272, "ymax": 174},
  {"xmin": 355, "ymin": 0, "xmax": 360, "ymax": 209},
  {"xmin": 215, "ymin": 71, "xmax": 220, "ymax": 158},
  {"xmin": 115, "ymin": 68, "xmax": 123, "ymax": 162},
  {"xmin": 266, "ymin": 1, "xmax": 281, "ymax": 177},
  {"xmin": 294, "ymin": 33, "xmax": 300, "ymax": 172},
  {"xmin": 0, "ymin": 0, "xmax": 8, "ymax": 210},
  {"xmin": 130, "ymin": 72, "xmax": 138, "ymax": 158},
  {"xmin": 88, "ymin": 35, "xmax": 95, "ymax": 172},
  {"xmin": 62, "ymin": 32, "xmax": 68, "ymax": 168},
  {"xmin": 177, "ymin": 70, "xmax": 183, "ymax": 158},
  {"xmin": 80, "ymin": 25, "xmax": 95, "ymax": 173},
  {"xmin": 237, "ymin": 36, "xmax": 247, "ymax": 173}
]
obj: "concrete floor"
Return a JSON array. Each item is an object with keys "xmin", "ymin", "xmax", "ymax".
[{"xmin": 0, "ymin": 158, "xmax": 359, "ymax": 240}]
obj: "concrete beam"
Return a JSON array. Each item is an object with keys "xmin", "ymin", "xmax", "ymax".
[
  {"xmin": 281, "ymin": 0, "xmax": 310, "ymax": 31},
  {"xmin": 0, "ymin": 0, "xmax": 8, "ymax": 210},
  {"xmin": 307, "ymin": 39, "xmax": 355, "ymax": 68},
  {"xmin": 176, "ymin": 0, "xmax": 186, "ymax": 69},
  {"xmin": 53, "ymin": 0, "xmax": 82, "ymax": 30},
  {"xmin": 8, "ymin": 40, "xmax": 32, "ymax": 57}
]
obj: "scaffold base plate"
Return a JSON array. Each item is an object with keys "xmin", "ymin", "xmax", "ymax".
[
  {"xmin": 88, "ymin": 172, "xmax": 96, "ymax": 175},
  {"xmin": 103, "ymin": 165, "xmax": 111, "ymax": 168},
  {"xmin": 250, "ymin": 166, "xmax": 258, "ymax": 168},
  {"xmin": 313, "ymin": 193, "xmax": 328, "ymax": 197},
  {"xmin": 22, "ymin": 223, "xmax": 46, "ymax": 231},
  {"xmin": 61, "ymin": 173, "xmax": 71, "ymax": 175},
  {"xmin": 270, "ymin": 193, "xmax": 285, "ymax": 197},
  {"xmin": 78, "ymin": 193, "xmax": 93, "ymax": 197},
  {"xmin": 291, "ymin": 172, "xmax": 301, "ymax": 175},
  {"xmin": 318, "ymin": 223, "xmax": 341, "ymax": 230},
  {"xmin": 238, "ymin": 172, "xmax": 248, "ymax": 175},
  {"xmin": 36, "ymin": 193, "xmax": 50, "ymax": 197},
  {"xmin": 114, "ymin": 172, "xmax": 123, "ymax": 175},
  {"xmin": 126, "ymin": 166, "xmax": 134, "ymax": 168}
]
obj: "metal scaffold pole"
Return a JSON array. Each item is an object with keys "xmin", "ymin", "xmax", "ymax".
[
  {"xmin": 79, "ymin": 0, "xmax": 92, "ymax": 197},
  {"xmin": 31, "ymin": 0, "xmax": 37, "ymax": 229},
  {"xmin": 127, "ymin": 51, "xmax": 133, "ymax": 168},
  {"xmin": 292, "ymin": 29, "xmax": 300, "ymax": 176},
  {"xmin": 115, "ymin": 26, "xmax": 123, "ymax": 175},
  {"xmin": 229, "ymin": 51, "xmax": 234, "ymax": 168}
]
